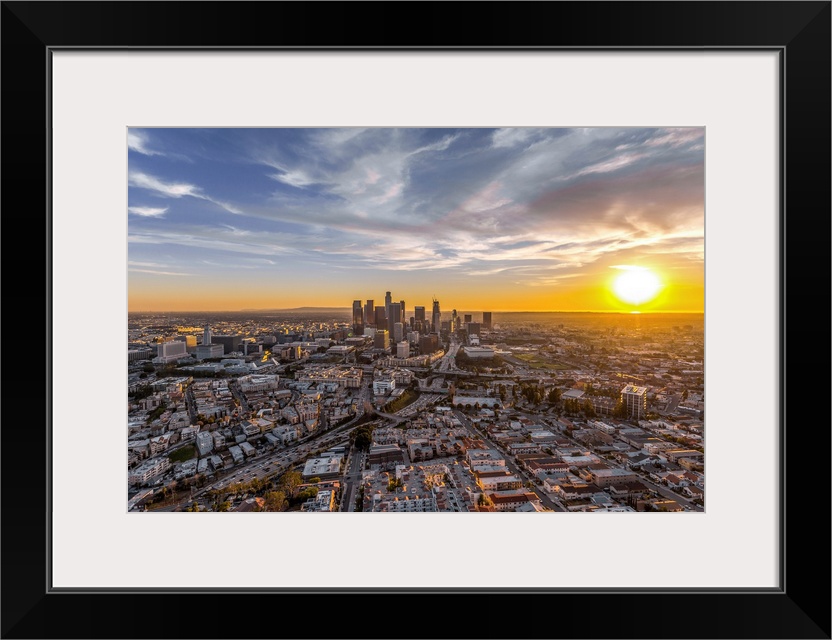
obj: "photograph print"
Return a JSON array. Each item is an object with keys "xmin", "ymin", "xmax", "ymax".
[{"xmin": 127, "ymin": 127, "xmax": 705, "ymax": 514}]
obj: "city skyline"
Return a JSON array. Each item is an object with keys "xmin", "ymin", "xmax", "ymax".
[{"xmin": 128, "ymin": 127, "xmax": 704, "ymax": 313}]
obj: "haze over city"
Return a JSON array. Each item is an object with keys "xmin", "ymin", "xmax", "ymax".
[{"xmin": 128, "ymin": 127, "xmax": 704, "ymax": 313}]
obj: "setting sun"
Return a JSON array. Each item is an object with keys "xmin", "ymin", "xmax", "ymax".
[{"xmin": 611, "ymin": 266, "xmax": 663, "ymax": 305}]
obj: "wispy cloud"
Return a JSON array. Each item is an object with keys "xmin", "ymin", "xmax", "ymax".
[
  {"xmin": 128, "ymin": 268, "xmax": 193, "ymax": 276},
  {"xmin": 128, "ymin": 131, "xmax": 164, "ymax": 156},
  {"xmin": 129, "ymin": 171, "xmax": 242, "ymax": 214},
  {"xmin": 128, "ymin": 127, "xmax": 703, "ymax": 298},
  {"xmin": 128, "ymin": 206, "xmax": 169, "ymax": 218}
]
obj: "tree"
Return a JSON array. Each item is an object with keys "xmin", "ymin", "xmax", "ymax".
[
  {"xmin": 547, "ymin": 388, "xmax": 562, "ymax": 404},
  {"xmin": 278, "ymin": 471, "xmax": 303, "ymax": 497},
  {"xmin": 582, "ymin": 399, "xmax": 597, "ymax": 418},
  {"xmin": 264, "ymin": 490, "xmax": 288, "ymax": 512}
]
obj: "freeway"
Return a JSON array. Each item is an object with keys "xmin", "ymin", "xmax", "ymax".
[{"xmin": 340, "ymin": 446, "xmax": 366, "ymax": 512}]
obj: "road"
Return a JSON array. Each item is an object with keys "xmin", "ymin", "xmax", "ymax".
[
  {"xmin": 340, "ymin": 446, "xmax": 366, "ymax": 512},
  {"xmin": 229, "ymin": 380, "xmax": 250, "ymax": 414}
]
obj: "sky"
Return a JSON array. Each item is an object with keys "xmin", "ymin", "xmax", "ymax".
[{"xmin": 128, "ymin": 127, "xmax": 704, "ymax": 313}]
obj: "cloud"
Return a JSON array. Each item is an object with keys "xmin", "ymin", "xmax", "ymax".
[
  {"xmin": 128, "ymin": 268, "xmax": 192, "ymax": 276},
  {"xmin": 129, "ymin": 172, "xmax": 200, "ymax": 198},
  {"xmin": 128, "ymin": 131, "xmax": 164, "ymax": 156},
  {"xmin": 128, "ymin": 206, "xmax": 169, "ymax": 218},
  {"xmin": 129, "ymin": 171, "xmax": 242, "ymax": 215},
  {"xmin": 128, "ymin": 127, "xmax": 703, "ymax": 291}
]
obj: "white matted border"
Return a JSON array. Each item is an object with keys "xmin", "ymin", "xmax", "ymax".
[{"xmin": 50, "ymin": 51, "xmax": 779, "ymax": 589}]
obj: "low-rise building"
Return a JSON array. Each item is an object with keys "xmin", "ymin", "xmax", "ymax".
[
  {"xmin": 302, "ymin": 456, "xmax": 343, "ymax": 480},
  {"xmin": 487, "ymin": 490, "xmax": 540, "ymax": 512},
  {"xmin": 128, "ymin": 457, "xmax": 171, "ymax": 485},
  {"xmin": 368, "ymin": 444, "xmax": 404, "ymax": 467},
  {"xmin": 302, "ymin": 489, "xmax": 336, "ymax": 512},
  {"xmin": 228, "ymin": 445, "xmax": 244, "ymax": 465},
  {"xmin": 590, "ymin": 467, "xmax": 639, "ymax": 488},
  {"xmin": 195, "ymin": 431, "xmax": 214, "ymax": 456}
]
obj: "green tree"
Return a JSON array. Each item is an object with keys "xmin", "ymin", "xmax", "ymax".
[
  {"xmin": 278, "ymin": 471, "xmax": 303, "ymax": 497},
  {"xmin": 298, "ymin": 486, "xmax": 319, "ymax": 501},
  {"xmin": 264, "ymin": 490, "xmax": 288, "ymax": 512},
  {"xmin": 582, "ymin": 399, "xmax": 596, "ymax": 418},
  {"xmin": 547, "ymin": 388, "xmax": 562, "ymax": 404}
]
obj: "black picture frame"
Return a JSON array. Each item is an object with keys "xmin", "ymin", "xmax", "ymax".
[{"xmin": 2, "ymin": 2, "xmax": 829, "ymax": 638}]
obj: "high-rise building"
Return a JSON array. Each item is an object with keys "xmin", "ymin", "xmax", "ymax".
[
  {"xmin": 374, "ymin": 307, "xmax": 387, "ymax": 329},
  {"xmin": 384, "ymin": 291, "xmax": 392, "ymax": 323},
  {"xmin": 451, "ymin": 309, "xmax": 459, "ymax": 332},
  {"xmin": 388, "ymin": 302, "xmax": 402, "ymax": 335},
  {"xmin": 374, "ymin": 330, "xmax": 390, "ymax": 350},
  {"xmin": 431, "ymin": 298, "xmax": 441, "ymax": 333},
  {"xmin": 482, "ymin": 312, "xmax": 492, "ymax": 329},
  {"xmin": 352, "ymin": 300, "xmax": 364, "ymax": 334},
  {"xmin": 364, "ymin": 300, "xmax": 375, "ymax": 326},
  {"xmin": 213, "ymin": 334, "xmax": 243, "ymax": 354},
  {"xmin": 464, "ymin": 314, "xmax": 472, "ymax": 323},
  {"xmin": 154, "ymin": 340, "xmax": 187, "ymax": 364},
  {"xmin": 393, "ymin": 322, "xmax": 404, "ymax": 343},
  {"xmin": 203, "ymin": 324, "xmax": 212, "ymax": 346},
  {"xmin": 466, "ymin": 322, "xmax": 481, "ymax": 337},
  {"xmin": 419, "ymin": 334, "xmax": 439, "ymax": 354},
  {"xmin": 621, "ymin": 385, "xmax": 648, "ymax": 420},
  {"xmin": 396, "ymin": 341, "xmax": 409, "ymax": 359},
  {"xmin": 415, "ymin": 306, "xmax": 426, "ymax": 322},
  {"xmin": 173, "ymin": 335, "xmax": 197, "ymax": 353},
  {"xmin": 399, "ymin": 300, "xmax": 406, "ymax": 322}
]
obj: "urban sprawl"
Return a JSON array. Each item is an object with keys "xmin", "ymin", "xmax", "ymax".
[{"xmin": 128, "ymin": 294, "xmax": 705, "ymax": 513}]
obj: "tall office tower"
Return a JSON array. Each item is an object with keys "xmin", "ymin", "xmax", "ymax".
[
  {"xmin": 393, "ymin": 322, "xmax": 404, "ymax": 343},
  {"xmin": 409, "ymin": 317, "xmax": 415, "ymax": 330},
  {"xmin": 352, "ymin": 300, "xmax": 364, "ymax": 334},
  {"xmin": 621, "ymin": 385, "xmax": 648, "ymax": 420},
  {"xmin": 396, "ymin": 341, "xmax": 409, "ymax": 359},
  {"xmin": 374, "ymin": 307, "xmax": 387, "ymax": 329},
  {"xmin": 399, "ymin": 300, "xmax": 406, "ymax": 322},
  {"xmin": 203, "ymin": 324, "xmax": 212, "ymax": 346},
  {"xmin": 467, "ymin": 322, "xmax": 481, "ymax": 337},
  {"xmin": 374, "ymin": 330, "xmax": 390, "ymax": 350},
  {"xmin": 431, "ymin": 298, "xmax": 441, "ymax": 333},
  {"xmin": 364, "ymin": 300, "xmax": 375, "ymax": 326},
  {"xmin": 213, "ymin": 334, "xmax": 243, "ymax": 354},
  {"xmin": 384, "ymin": 291, "xmax": 392, "ymax": 323},
  {"xmin": 464, "ymin": 314, "xmax": 472, "ymax": 323},
  {"xmin": 451, "ymin": 309, "xmax": 459, "ymax": 332},
  {"xmin": 414, "ymin": 306, "xmax": 425, "ymax": 333},
  {"xmin": 419, "ymin": 334, "xmax": 438, "ymax": 354},
  {"xmin": 388, "ymin": 302, "xmax": 402, "ymax": 335},
  {"xmin": 482, "ymin": 311, "xmax": 492, "ymax": 329}
]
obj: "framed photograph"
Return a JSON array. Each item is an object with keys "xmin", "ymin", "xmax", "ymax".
[{"xmin": 3, "ymin": 2, "xmax": 829, "ymax": 638}]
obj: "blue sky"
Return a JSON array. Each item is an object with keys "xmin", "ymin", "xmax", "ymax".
[{"xmin": 128, "ymin": 127, "xmax": 704, "ymax": 312}]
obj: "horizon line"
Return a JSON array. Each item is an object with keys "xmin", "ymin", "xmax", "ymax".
[{"xmin": 128, "ymin": 308, "xmax": 705, "ymax": 314}]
